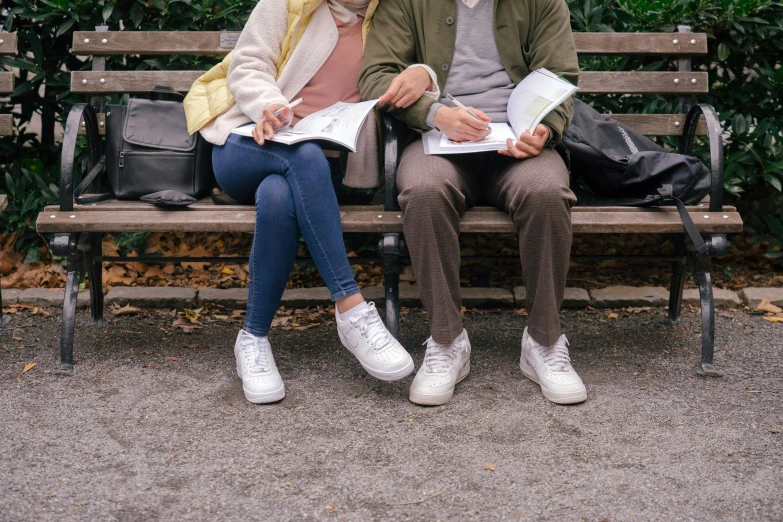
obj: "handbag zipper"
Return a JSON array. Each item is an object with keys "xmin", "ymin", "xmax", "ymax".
[{"xmin": 119, "ymin": 150, "xmax": 192, "ymax": 168}]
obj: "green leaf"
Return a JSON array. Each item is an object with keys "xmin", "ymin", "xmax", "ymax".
[
  {"xmin": 130, "ymin": 3, "xmax": 144, "ymax": 28},
  {"xmin": 55, "ymin": 19, "xmax": 76, "ymax": 38},
  {"xmin": 718, "ymin": 42, "xmax": 730, "ymax": 61},
  {"xmin": 764, "ymin": 174, "xmax": 782, "ymax": 192},
  {"xmin": 23, "ymin": 248, "xmax": 41, "ymax": 264},
  {"xmin": 102, "ymin": 3, "xmax": 115, "ymax": 23}
]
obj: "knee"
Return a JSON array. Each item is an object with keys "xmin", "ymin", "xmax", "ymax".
[
  {"xmin": 289, "ymin": 142, "xmax": 330, "ymax": 178},
  {"xmin": 255, "ymin": 176, "xmax": 295, "ymax": 218},
  {"xmin": 515, "ymin": 179, "xmax": 573, "ymax": 211},
  {"xmin": 398, "ymin": 177, "xmax": 459, "ymax": 212}
]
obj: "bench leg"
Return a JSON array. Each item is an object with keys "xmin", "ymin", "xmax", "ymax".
[
  {"xmin": 58, "ymin": 248, "xmax": 84, "ymax": 374},
  {"xmin": 380, "ymin": 233, "xmax": 402, "ymax": 340},
  {"xmin": 86, "ymin": 233, "xmax": 105, "ymax": 324},
  {"xmin": 666, "ymin": 235, "xmax": 688, "ymax": 325},
  {"xmin": 693, "ymin": 253, "xmax": 721, "ymax": 377}
]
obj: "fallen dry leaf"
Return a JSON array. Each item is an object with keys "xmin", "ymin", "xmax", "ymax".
[
  {"xmin": 484, "ymin": 463, "xmax": 496, "ymax": 471},
  {"xmin": 605, "ymin": 312, "xmax": 619, "ymax": 320},
  {"xmin": 626, "ymin": 307, "xmax": 651, "ymax": 313},
  {"xmin": 770, "ymin": 428, "xmax": 780, "ymax": 434},
  {"xmin": 756, "ymin": 298, "xmax": 783, "ymax": 314},
  {"xmin": 114, "ymin": 304, "xmax": 141, "ymax": 316},
  {"xmin": 17, "ymin": 362, "xmax": 37, "ymax": 382},
  {"xmin": 514, "ymin": 308, "xmax": 528, "ymax": 316},
  {"xmin": 763, "ymin": 316, "xmax": 783, "ymax": 323},
  {"xmin": 167, "ymin": 357, "xmax": 179, "ymax": 361},
  {"xmin": 184, "ymin": 344, "xmax": 208, "ymax": 350}
]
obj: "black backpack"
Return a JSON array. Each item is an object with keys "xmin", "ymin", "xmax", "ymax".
[{"xmin": 556, "ymin": 99, "xmax": 712, "ymax": 253}]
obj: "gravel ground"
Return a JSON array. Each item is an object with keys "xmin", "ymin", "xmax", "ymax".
[{"xmin": 1, "ymin": 306, "xmax": 781, "ymax": 521}]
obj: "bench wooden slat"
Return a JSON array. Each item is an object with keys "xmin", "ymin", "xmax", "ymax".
[
  {"xmin": 37, "ymin": 208, "xmax": 743, "ymax": 234},
  {"xmin": 0, "ymin": 34, "xmax": 17, "ymax": 55},
  {"xmin": 78, "ymin": 112, "xmax": 709, "ymax": 137},
  {"xmin": 0, "ymin": 72, "xmax": 14, "ymax": 94},
  {"xmin": 0, "ymin": 115, "xmax": 12, "ymax": 136},
  {"xmin": 72, "ymin": 31, "xmax": 708, "ymax": 56},
  {"xmin": 45, "ymin": 202, "xmax": 735, "ymax": 213},
  {"xmin": 70, "ymin": 71, "xmax": 709, "ymax": 95}
]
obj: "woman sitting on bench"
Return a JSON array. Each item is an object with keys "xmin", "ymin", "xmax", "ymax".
[{"xmin": 184, "ymin": 0, "xmax": 433, "ymax": 403}]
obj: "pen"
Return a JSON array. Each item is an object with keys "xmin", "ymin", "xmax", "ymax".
[
  {"xmin": 445, "ymin": 93, "xmax": 489, "ymax": 129},
  {"xmin": 273, "ymin": 97, "xmax": 304, "ymax": 118}
]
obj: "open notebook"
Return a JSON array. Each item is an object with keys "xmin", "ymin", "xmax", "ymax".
[
  {"xmin": 423, "ymin": 68, "xmax": 578, "ymax": 155},
  {"xmin": 231, "ymin": 99, "xmax": 378, "ymax": 152}
]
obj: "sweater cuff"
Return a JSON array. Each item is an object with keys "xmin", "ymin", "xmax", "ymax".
[
  {"xmin": 426, "ymin": 103, "xmax": 444, "ymax": 129},
  {"xmin": 407, "ymin": 64, "xmax": 441, "ymax": 100}
]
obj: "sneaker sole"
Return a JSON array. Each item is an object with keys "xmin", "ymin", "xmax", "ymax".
[
  {"xmin": 519, "ymin": 359, "xmax": 587, "ymax": 405},
  {"xmin": 359, "ymin": 357, "xmax": 415, "ymax": 382},
  {"xmin": 409, "ymin": 362, "xmax": 470, "ymax": 406},
  {"xmin": 236, "ymin": 367, "xmax": 286, "ymax": 404}
]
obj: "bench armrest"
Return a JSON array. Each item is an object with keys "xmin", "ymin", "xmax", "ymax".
[
  {"xmin": 379, "ymin": 111, "xmax": 403, "ymax": 212},
  {"xmin": 679, "ymin": 104, "xmax": 724, "ymax": 212},
  {"xmin": 60, "ymin": 103, "xmax": 104, "ymax": 212}
]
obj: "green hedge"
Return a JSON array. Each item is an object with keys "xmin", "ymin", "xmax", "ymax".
[{"xmin": 1, "ymin": 0, "xmax": 781, "ymax": 259}]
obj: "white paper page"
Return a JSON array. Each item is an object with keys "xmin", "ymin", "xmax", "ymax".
[
  {"xmin": 230, "ymin": 100, "xmax": 378, "ymax": 151},
  {"xmin": 507, "ymin": 70, "xmax": 577, "ymax": 137},
  {"xmin": 424, "ymin": 123, "xmax": 516, "ymax": 155}
]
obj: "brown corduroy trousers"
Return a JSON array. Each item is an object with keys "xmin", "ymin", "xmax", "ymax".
[{"xmin": 397, "ymin": 140, "xmax": 576, "ymax": 347}]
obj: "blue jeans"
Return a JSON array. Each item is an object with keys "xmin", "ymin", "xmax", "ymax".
[{"xmin": 212, "ymin": 134, "xmax": 360, "ymax": 337}]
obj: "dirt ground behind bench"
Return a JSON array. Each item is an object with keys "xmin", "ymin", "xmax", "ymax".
[{"xmin": 1, "ymin": 308, "xmax": 781, "ymax": 521}]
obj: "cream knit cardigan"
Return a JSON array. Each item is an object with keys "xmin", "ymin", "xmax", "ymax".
[{"xmin": 200, "ymin": 0, "xmax": 379, "ymax": 188}]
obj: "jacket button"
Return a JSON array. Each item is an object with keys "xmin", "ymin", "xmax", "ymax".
[
  {"xmin": 446, "ymin": 16, "xmax": 454, "ymax": 24},
  {"xmin": 441, "ymin": 63, "xmax": 449, "ymax": 71}
]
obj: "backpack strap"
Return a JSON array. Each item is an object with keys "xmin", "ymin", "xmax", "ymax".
[
  {"xmin": 658, "ymin": 186, "xmax": 709, "ymax": 256},
  {"xmin": 74, "ymin": 156, "xmax": 114, "ymax": 204}
]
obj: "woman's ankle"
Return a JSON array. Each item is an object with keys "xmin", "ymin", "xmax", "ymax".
[{"xmin": 335, "ymin": 292, "xmax": 364, "ymax": 314}]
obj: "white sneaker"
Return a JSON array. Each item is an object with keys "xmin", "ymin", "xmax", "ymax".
[
  {"xmin": 519, "ymin": 327, "xmax": 586, "ymax": 404},
  {"xmin": 335, "ymin": 301, "xmax": 414, "ymax": 381},
  {"xmin": 234, "ymin": 330, "xmax": 285, "ymax": 404},
  {"xmin": 409, "ymin": 329, "xmax": 471, "ymax": 406}
]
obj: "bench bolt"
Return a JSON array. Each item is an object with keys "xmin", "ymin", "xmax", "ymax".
[
  {"xmin": 673, "ymin": 78, "xmax": 680, "ymax": 85},
  {"xmin": 102, "ymin": 39, "xmax": 108, "ymax": 44},
  {"xmin": 691, "ymin": 78, "xmax": 697, "ymax": 84},
  {"xmin": 81, "ymin": 79, "xmax": 87, "ymax": 85},
  {"xmin": 84, "ymin": 38, "xmax": 90, "ymax": 44},
  {"xmin": 674, "ymin": 121, "xmax": 680, "ymax": 127},
  {"xmin": 690, "ymin": 39, "xmax": 696, "ymax": 45},
  {"xmin": 672, "ymin": 39, "xmax": 679, "ymax": 45},
  {"xmin": 0, "ymin": 40, "xmax": 4, "ymax": 45},
  {"xmin": 100, "ymin": 78, "xmax": 105, "ymax": 84}
]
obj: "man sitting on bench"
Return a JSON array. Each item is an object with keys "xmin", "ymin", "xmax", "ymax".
[{"xmin": 359, "ymin": 0, "xmax": 587, "ymax": 405}]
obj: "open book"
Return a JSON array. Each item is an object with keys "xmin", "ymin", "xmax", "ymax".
[
  {"xmin": 231, "ymin": 99, "xmax": 378, "ymax": 152},
  {"xmin": 423, "ymin": 68, "xmax": 578, "ymax": 155}
]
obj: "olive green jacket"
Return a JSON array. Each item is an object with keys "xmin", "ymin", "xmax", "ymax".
[{"xmin": 359, "ymin": 0, "xmax": 579, "ymax": 145}]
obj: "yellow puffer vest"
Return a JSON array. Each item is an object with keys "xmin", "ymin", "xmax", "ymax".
[{"xmin": 184, "ymin": 0, "xmax": 378, "ymax": 134}]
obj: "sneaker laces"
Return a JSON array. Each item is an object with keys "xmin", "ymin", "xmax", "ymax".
[
  {"xmin": 423, "ymin": 338, "xmax": 460, "ymax": 374},
  {"xmin": 238, "ymin": 333, "xmax": 271, "ymax": 374},
  {"xmin": 535, "ymin": 335, "xmax": 571, "ymax": 372},
  {"xmin": 349, "ymin": 302, "xmax": 390, "ymax": 350}
]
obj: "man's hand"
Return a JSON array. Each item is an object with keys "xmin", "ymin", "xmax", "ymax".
[
  {"xmin": 433, "ymin": 106, "xmax": 492, "ymax": 142},
  {"xmin": 378, "ymin": 67, "xmax": 434, "ymax": 108},
  {"xmin": 252, "ymin": 103, "xmax": 293, "ymax": 145},
  {"xmin": 499, "ymin": 124, "xmax": 550, "ymax": 159}
]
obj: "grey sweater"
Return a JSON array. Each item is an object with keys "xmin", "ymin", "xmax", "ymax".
[{"xmin": 426, "ymin": 0, "xmax": 515, "ymax": 126}]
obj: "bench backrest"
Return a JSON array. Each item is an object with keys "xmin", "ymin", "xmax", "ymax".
[
  {"xmin": 0, "ymin": 32, "xmax": 17, "ymax": 136},
  {"xmin": 71, "ymin": 28, "xmax": 709, "ymax": 137}
]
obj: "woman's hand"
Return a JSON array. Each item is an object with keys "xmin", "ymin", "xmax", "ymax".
[
  {"xmin": 378, "ymin": 67, "xmax": 434, "ymax": 108},
  {"xmin": 499, "ymin": 124, "xmax": 550, "ymax": 159},
  {"xmin": 252, "ymin": 103, "xmax": 294, "ymax": 145},
  {"xmin": 433, "ymin": 106, "xmax": 492, "ymax": 142}
]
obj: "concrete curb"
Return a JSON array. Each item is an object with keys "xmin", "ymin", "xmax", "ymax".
[{"xmin": 2, "ymin": 285, "xmax": 750, "ymax": 310}]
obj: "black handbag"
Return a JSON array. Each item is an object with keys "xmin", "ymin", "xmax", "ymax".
[{"xmin": 75, "ymin": 86, "xmax": 213, "ymax": 203}]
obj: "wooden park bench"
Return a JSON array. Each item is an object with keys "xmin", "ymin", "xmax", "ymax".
[
  {"xmin": 1, "ymin": 32, "xmax": 17, "ymax": 325},
  {"xmin": 36, "ymin": 27, "xmax": 742, "ymax": 375}
]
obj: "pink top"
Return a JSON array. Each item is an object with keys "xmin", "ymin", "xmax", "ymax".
[{"xmin": 292, "ymin": 16, "xmax": 364, "ymax": 124}]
